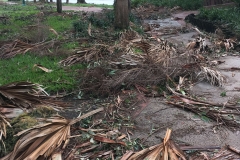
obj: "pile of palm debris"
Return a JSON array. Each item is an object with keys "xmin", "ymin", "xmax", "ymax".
[
  {"xmin": 0, "ymin": 82, "xmax": 188, "ymax": 160},
  {"xmin": 1, "ymin": 88, "xmax": 239, "ymax": 160},
  {"xmin": 1, "ymin": 5, "xmax": 240, "ymax": 158},
  {"xmin": 58, "ymin": 29, "xmax": 225, "ymax": 96}
]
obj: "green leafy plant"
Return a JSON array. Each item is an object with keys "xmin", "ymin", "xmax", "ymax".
[{"xmin": 220, "ymin": 91, "xmax": 227, "ymax": 97}]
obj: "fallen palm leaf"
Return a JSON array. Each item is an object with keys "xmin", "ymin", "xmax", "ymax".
[
  {"xmin": 2, "ymin": 107, "xmax": 104, "ymax": 160},
  {"xmin": 167, "ymin": 87, "xmax": 240, "ymax": 128},
  {"xmin": 94, "ymin": 135, "xmax": 126, "ymax": 146},
  {"xmin": 210, "ymin": 145, "xmax": 240, "ymax": 160},
  {"xmin": 227, "ymin": 145, "xmax": 240, "ymax": 155},
  {"xmin": 121, "ymin": 151, "xmax": 134, "ymax": 160},
  {"xmin": 0, "ymin": 39, "xmax": 54, "ymax": 59},
  {"xmin": 49, "ymin": 28, "xmax": 59, "ymax": 37},
  {"xmin": 88, "ymin": 22, "xmax": 92, "ymax": 36},
  {"xmin": 51, "ymin": 152, "xmax": 62, "ymax": 160},
  {"xmin": 198, "ymin": 66, "xmax": 225, "ymax": 86},
  {"xmin": 128, "ymin": 128, "xmax": 186, "ymax": 160},
  {"xmin": 0, "ymin": 112, "xmax": 11, "ymax": 149},
  {"xmin": 0, "ymin": 82, "xmax": 62, "ymax": 111},
  {"xmin": 59, "ymin": 44, "xmax": 110, "ymax": 66},
  {"xmin": 33, "ymin": 64, "xmax": 53, "ymax": 73}
]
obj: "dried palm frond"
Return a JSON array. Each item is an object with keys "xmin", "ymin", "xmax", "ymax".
[
  {"xmin": 128, "ymin": 128, "xmax": 186, "ymax": 160},
  {"xmin": 0, "ymin": 40, "xmax": 33, "ymax": 59},
  {"xmin": 224, "ymin": 39, "xmax": 235, "ymax": 51},
  {"xmin": 33, "ymin": 64, "xmax": 53, "ymax": 73},
  {"xmin": 0, "ymin": 112, "xmax": 11, "ymax": 148},
  {"xmin": 186, "ymin": 36, "xmax": 209, "ymax": 54},
  {"xmin": 2, "ymin": 107, "xmax": 104, "ymax": 160},
  {"xmin": 59, "ymin": 44, "xmax": 111, "ymax": 66},
  {"xmin": 0, "ymin": 82, "xmax": 63, "ymax": 111},
  {"xmin": 167, "ymin": 87, "xmax": 240, "ymax": 128},
  {"xmin": 119, "ymin": 29, "xmax": 141, "ymax": 41},
  {"xmin": 198, "ymin": 66, "xmax": 225, "ymax": 86},
  {"xmin": 0, "ymin": 39, "xmax": 55, "ymax": 59}
]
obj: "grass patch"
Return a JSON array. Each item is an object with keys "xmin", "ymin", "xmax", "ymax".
[
  {"xmin": 0, "ymin": 53, "xmax": 85, "ymax": 93},
  {"xmin": 0, "ymin": 5, "xmax": 39, "ymax": 40},
  {"xmin": 131, "ymin": 0, "xmax": 204, "ymax": 10},
  {"xmin": 45, "ymin": 15, "xmax": 78, "ymax": 33},
  {"xmin": 62, "ymin": 41, "xmax": 79, "ymax": 49},
  {"xmin": 0, "ymin": 4, "xmax": 78, "ymax": 41}
]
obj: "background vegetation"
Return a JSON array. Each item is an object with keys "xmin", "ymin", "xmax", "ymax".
[
  {"xmin": 131, "ymin": 0, "xmax": 204, "ymax": 10},
  {"xmin": 197, "ymin": 7, "xmax": 240, "ymax": 34}
]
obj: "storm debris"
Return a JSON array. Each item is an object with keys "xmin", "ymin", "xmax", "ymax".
[
  {"xmin": 128, "ymin": 128, "xmax": 186, "ymax": 160},
  {"xmin": 59, "ymin": 44, "xmax": 112, "ymax": 66},
  {"xmin": 1, "ymin": 107, "xmax": 104, "ymax": 160},
  {"xmin": 0, "ymin": 82, "xmax": 63, "ymax": 111},
  {"xmin": 0, "ymin": 112, "xmax": 11, "ymax": 149},
  {"xmin": 167, "ymin": 86, "xmax": 240, "ymax": 128},
  {"xmin": 0, "ymin": 39, "xmax": 54, "ymax": 59}
]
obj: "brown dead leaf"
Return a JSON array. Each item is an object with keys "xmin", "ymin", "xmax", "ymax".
[
  {"xmin": 33, "ymin": 64, "xmax": 53, "ymax": 73},
  {"xmin": 94, "ymin": 135, "xmax": 126, "ymax": 146},
  {"xmin": 120, "ymin": 151, "xmax": 134, "ymax": 160},
  {"xmin": 93, "ymin": 135, "xmax": 126, "ymax": 146},
  {"xmin": 49, "ymin": 28, "xmax": 59, "ymax": 37},
  {"xmin": 176, "ymin": 76, "xmax": 184, "ymax": 91},
  {"xmin": 88, "ymin": 23, "xmax": 92, "ymax": 36},
  {"xmin": 51, "ymin": 152, "xmax": 62, "ymax": 160},
  {"xmin": 117, "ymin": 134, "xmax": 127, "ymax": 140},
  {"xmin": 49, "ymin": 28, "xmax": 59, "ymax": 36}
]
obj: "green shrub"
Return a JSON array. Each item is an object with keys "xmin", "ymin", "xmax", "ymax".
[{"xmin": 197, "ymin": 7, "xmax": 240, "ymax": 34}]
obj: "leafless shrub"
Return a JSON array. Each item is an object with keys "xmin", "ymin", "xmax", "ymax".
[
  {"xmin": 198, "ymin": 66, "xmax": 225, "ymax": 86},
  {"xmin": 21, "ymin": 24, "xmax": 52, "ymax": 43}
]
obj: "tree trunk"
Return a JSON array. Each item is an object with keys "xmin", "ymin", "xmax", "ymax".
[
  {"xmin": 66, "ymin": 0, "xmax": 69, "ymax": 3},
  {"xmin": 50, "ymin": 0, "xmax": 53, "ymax": 2},
  {"xmin": 57, "ymin": 0, "xmax": 62, "ymax": 13},
  {"xmin": 77, "ymin": 0, "xmax": 86, "ymax": 3},
  {"xmin": 114, "ymin": 0, "xmax": 130, "ymax": 29},
  {"xmin": 34, "ymin": 0, "xmax": 36, "ymax": 2}
]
